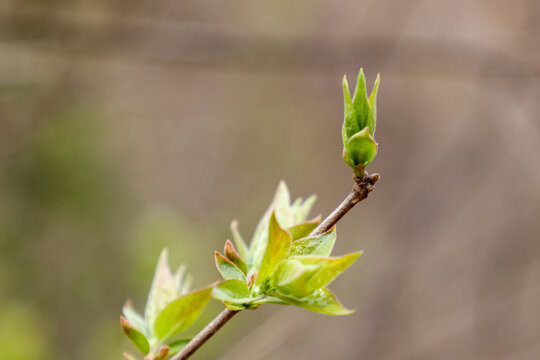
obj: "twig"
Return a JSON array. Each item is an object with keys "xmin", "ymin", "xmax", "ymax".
[
  {"xmin": 311, "ymin": 173, "xmax": 380, "ymax": 236},
  {"xmin": 171, "ymin": 308, "xmax": 239, "ymax": 360},
  {"xmin": 171, "ymin": 173, "xmax": 380, "ymax": 360}
]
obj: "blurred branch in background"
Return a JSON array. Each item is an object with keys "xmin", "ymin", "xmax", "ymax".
[{"xmin": 0, "ymin": 6, "xmax": 538, "ymax": 78}]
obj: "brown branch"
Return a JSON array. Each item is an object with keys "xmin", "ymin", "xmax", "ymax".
[
  {"xmin": 311, "ymin": 173, "xmax": 380, "ymax": 236},
  {"xmin": 170, "ymin": 308, "xmax": 239, "ymax": 360},
  {"xmin": 171, "ymin": 172, "xmax": 380, "ymax": 360}
]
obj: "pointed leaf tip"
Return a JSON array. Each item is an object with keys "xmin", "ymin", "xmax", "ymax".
[
  {"xmin": 145, "ymin": 248, "xmax": 181, "ymax": 329},
  {"xmin": 249, "ymin": 182, "xmax": 318, "ymax": 272},
  {"xmin": 256, "ymin": 211, "xmax": 292, "ymax": 287},
  {"xmin": 123, "ymin": 300, "xmax": 148, "ymax": 338},
  {"xmin": 153, "ymin": 286, "xmax": 213, "ymax": 341},
  {"xmin": 342, "ymin": 75, "xmax": 351, "ymax": 96},
  {"xmin": 120, "ymin": 316, "xmax": 150, "ymax": 355},
  {"xmin": 224, "ymin": 240, "xmax": 248, "ymax": 274},
  {"xmin": 230, "ymin": 220, "xmax": 250, "ymax": 262},
  {"xmin": 367, "ymin": 73, "xmax": 380, "ymax": 136},
  {"xmin": 354, "ymin": 68, "xmax": 367, "ymax": 95},
  {"xmin": 215, "ymin": 251, "xmax": 246, "ymax": 281}
]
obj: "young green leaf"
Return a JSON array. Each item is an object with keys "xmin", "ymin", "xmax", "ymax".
[
  {"xmin": 153, "ymin": 286, "xmax": 213, "ymax": 341},
  {"xmin": 346, "ymin": 127, "xmax": 378, "ymax": 167},
  {"xmin": 215, "ymin": 251, "xmax": 246, "ymax": 282},
  {"xmin": 250, "ymin": 181, "xmax": 291, "ymax": 270},
  {"xmin": 351, "ymin": 69, "xmax": 370, "ymax": 134},
  {"xmin": 212, "ymin": 279, "xmax": 252, "ymax": 303},
  {"xmin": 272, "ymin": 252, "xmax": 362, "ymax": 298},
  {"xmin": 342, "ymin": 75, "xmax": 358, "ymax": 147},
  {"xmin": 230, "ymin": 220, "xmax": 250, "ymax": 263},
  {"xmin": 256, "ymin": 212, "xmax": 292, "ymax": 287},
  {"xmin": 342, "ymin": 69, "xmax": 371, "ymax": 145},
  {"xmin": 287, "ymin": 215, "xmax": 322, "ymax": 241},
  {"xmin": 168, "ymin": 339, "xmax": 192, "ymax": 356},
  {"xmin": 367, "ymin": 73, "xmax": 380, "ymax": 136},
  {"xmin": 278, "ymin": 288, "xmax": 355, "ymax": 316},
  {"xmin": 289, "ymin": 227, "xmax": 336, "ymax": 256},
  {"xmin": 123, "ymin": 301, "xmax": 149, "ymax": 338},
  {"xmin": 213, "ymin": 280, "xmax": 256, "ymax": 310},
  {"xmin": 250, "ymin": 182, "xmax": 318, "ymax": 271},
  {"xmin": 270, "ymin": 258, "xmax": 318, "ymax": 297},
  {"xmin": 272, "ymin": 180, "xmax": 293, "ymax": 227},
  {"xmin": 145, "ymin": 249, "xmax": 181, "ymax": 329},
  {"xmin": 224, "ymin": 240, "xmax": 248, "ymax": 274},
  {"xmin": 290, "ymin": 194, "xmax": 317, "ymax": 225},
  {"xmin": 120, "ymin": 316, "xmax": 150, "ymax": 355}
]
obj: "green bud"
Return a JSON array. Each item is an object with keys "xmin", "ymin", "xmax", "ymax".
[
  {"xmin": 342, "ymin": 69, "xmax": 380, "ymax": 175},
  {"xmin": 346, "ymin": 127, "xmax": 378, "ymax": 167},
  {"xmin": 120, "ymin": 316, "xmax": 150, "ymax": 355}
]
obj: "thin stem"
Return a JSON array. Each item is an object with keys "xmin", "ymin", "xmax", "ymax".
[
  {"xmin": 170, "ymin": 308, "xmax": 239, "ymax": 360},
  {"xmin": 171, "ymin": 172, "xmax": 380, "ymax": 360},
  {"xmin": 311, "ymin": 173, "xmax": 380, "ymax": 236}
]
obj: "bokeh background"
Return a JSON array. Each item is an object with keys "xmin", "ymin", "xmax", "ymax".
[{"xmin": 1, "ymin": 0, "xmax": 539, "ymax": 359}]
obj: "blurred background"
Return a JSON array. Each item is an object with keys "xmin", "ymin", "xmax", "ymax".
[{"xmin": 1, "ymin": 0, "xmax": 539, "ymax": 359}]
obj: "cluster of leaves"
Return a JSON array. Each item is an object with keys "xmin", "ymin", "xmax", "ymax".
[
  {"xmin": 121, "ymin": 250, "xmax": 212, "ymax": 360},
  {"xmin": 212, "ymin": 181, "xmax": 361, "ymax": 315},
  {"xmin": 121, "ymin": 181, "xmax": 363, "ymax": 358},
  {"xmin": 342, "ymin": 69, "xmax": 380, "ymax": 177},
  {"xmin": 121, "ymin": 69, "xmax": 378, "ymax": 359}
]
